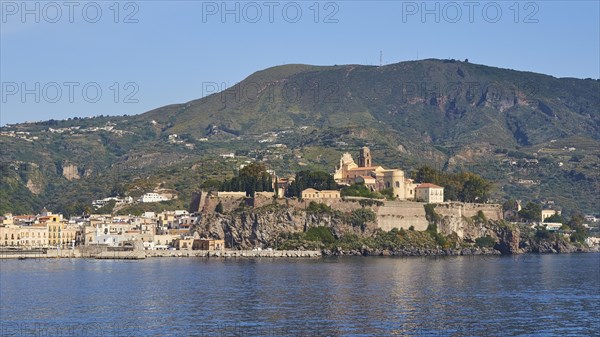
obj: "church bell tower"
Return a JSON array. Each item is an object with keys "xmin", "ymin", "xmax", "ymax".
[{"xmin": 358, "ymin": 147, "xmax": 371, "ymax": 167}]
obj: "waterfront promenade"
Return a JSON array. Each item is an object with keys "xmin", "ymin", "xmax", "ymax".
[{"xmin": 0, "ymin": 248, "xmax": 322, "ymax": 259}]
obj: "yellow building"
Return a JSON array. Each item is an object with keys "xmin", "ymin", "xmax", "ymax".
[
  {"xmin": 193, "ymin": 239, "xmax": 225, "ymax": 251},
  {"xmin": 301, "ymin": 188, "xmax": 341, "ymax": 200},
  {"xmin": 334, "ymin": 147, "xmax": 415, "ymax": 199},
  {"xmin": 19, "ymin": 225, "xmax": 48, "ymax": 248},
  {"xmin": 47, "ymin": 222, "xmax": 78, "ymax": 247},
  {"xmin": 542, "ymin": 209, "xmax": 561, "ymax": 221},
  {"xmin": 174, "ymin": 237, "xmax": 195, "ymax": 250},
  {"xmin": 0, "ymin": 224, "xmax": 48, "ymax": 248},
  {"xmin": 0, "ymin": 225, "xmax": 22, "ymax": 247},
  {"xmin": 415, "ymin": 183, "xmax": 444, "ymax": 203},
  {"xmin": 1, "ymin": 214, "xmax": 14, "ymax": 225}
]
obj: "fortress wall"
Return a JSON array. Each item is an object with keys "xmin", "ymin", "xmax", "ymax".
[
  {"xmin": 376, "ymin": 201, "xmax": 429, "ymax": 231},
  {"xmin": 434, "ymin": 202, "xmax": 502, "ymax": 221},
  {"xmin": 202, "ymin": 193, "xmax": 501, "ymax": 240},
  {"xmin": 434, "ymin": 202, "xmax": 503, "ymax": 239}
]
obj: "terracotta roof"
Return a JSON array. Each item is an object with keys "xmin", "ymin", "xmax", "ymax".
[
  {"xmin": 347, "ymin": 166, "xmax": 383, "ymax": 171},
  {"xmin": 415, "ymin": 183, "xmax": 443, "ymax": 189}
]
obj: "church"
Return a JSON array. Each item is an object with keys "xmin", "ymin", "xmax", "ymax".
[{"xmin": 333, "ymin": 147, "xmax": 419, "ymax": 200}]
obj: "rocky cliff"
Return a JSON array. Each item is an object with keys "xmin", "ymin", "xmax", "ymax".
[{"xmin": 189, "ymin": 196, "xmax": 598, "ymax": 255}]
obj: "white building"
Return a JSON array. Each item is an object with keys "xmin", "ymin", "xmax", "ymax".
[
  {"xmin": 415, "ymin": 183, "xmax": 444, "ymax": 203},
  {"xmin": 541, "ymin": 209, "xmax": 561, "ymax": 221},
  {"xmin": 544, "ymin": 222, "xmax": 563, "ymax": 231},
  {"xmin": 138, "ymin": 193, "xmax": 169, "ymax": 203}
]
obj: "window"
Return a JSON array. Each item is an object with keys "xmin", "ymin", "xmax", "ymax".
[{"xmin": 395, "ymin": 182, "xmax": 400, "ymax": 188}]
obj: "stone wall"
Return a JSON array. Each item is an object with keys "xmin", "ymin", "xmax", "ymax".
[
  {"xmin": 376, "ymin": 201, "xmax": 429, "ymax": 231},
  {"xmin": 375, "ymin": 201, "xmax": 502, "ymax": 236},
  {"xmin": 201, "ymin": 195, "xmax": 503, "ymax": 244},
  {"xmin": 434, "ymin": 202, "xmax": 503, "ymax": 240}
]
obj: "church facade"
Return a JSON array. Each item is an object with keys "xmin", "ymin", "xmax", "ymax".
[{"xmin": 333, "ymin": 147, "xmax": 419, "ymax": 200}]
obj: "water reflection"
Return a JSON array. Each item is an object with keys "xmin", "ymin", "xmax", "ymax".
[{"xmin": 1, "ymin": 254, "xmax": 598, "ymax": 336}]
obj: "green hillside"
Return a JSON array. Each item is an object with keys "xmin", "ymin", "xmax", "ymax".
[{"xmin": 1, "ymin": 59, "xmax": 599, "ymax": 215}]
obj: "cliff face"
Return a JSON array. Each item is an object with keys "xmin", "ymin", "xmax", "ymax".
[
  {"xmin": 493, "ymin": 224, "xmax": 522, "ymax": 254},
  {"xmin": 435, "ymin": 203, "xmax": 503, "ymax": 241},
  {"xmin": 191, "ymin": 197, "xmax": 593, "ymax": 255},
  {"xmin": 193, "ymin": 207, "xmax": 360, "ymax": 249}
]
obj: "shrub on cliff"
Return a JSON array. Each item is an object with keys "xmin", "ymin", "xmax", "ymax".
[
  {"xmin": 306, "ymin": 201, "xmax": 333, "ymax": 214},
  {"xmin": 341, "ymin": 183, "xmax": 384, "ymax": 199},
  {"xmin": 475, "ymin": 236, "xmax": 496, "ymax": 248},
  {"xmin": 304, "ymin": 226, "xmax": 336, "ymax": 245},
  {"xmin": 345, "ymin": 208, "xmax": 376, "ymax": 230},
  {"xmin": 215, "ymin": 201, "xmax": 224, "ymax": 214},
  {"xmin": 535, "ymin": 229, "xmax": 551, "ymax": 239},
  {"xmin": 424, "ymin": 204, "xmax": 441, "ymax": 223},
  {"xmin": 474, "ymin": 210, "xmax": 487, "ymax": 223},
  {"xmin": 426, "ymin": 223, "xmax": 447, "ymax": 247},
  {"xmin": 338, "ymin": 233, "xmax": 364, "ymax": 250}
]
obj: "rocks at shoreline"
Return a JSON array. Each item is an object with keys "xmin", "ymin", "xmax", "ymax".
[{"xmin": 321, "ymin": 246, "xmax": 501, "ymax": 257}]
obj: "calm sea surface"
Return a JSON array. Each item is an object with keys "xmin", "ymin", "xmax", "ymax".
[{"xmin": 1, "ymin": 254, "xmax": 599, "ymax": 337}]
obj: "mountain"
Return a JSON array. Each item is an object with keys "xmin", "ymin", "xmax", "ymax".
[{"xmin": 1, "ymin": 59, "xmax": 599, "ymax": 215}]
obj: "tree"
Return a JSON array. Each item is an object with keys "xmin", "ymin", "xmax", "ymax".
[
  {"xmin": 502, "ymin": 198, "xmax": 519, "ymax": 212},
  {"xmin": 220, "ymin": 162, "xmax": 273, "ymax": 196},
  {"xmin": 200, "ymin": 179, "xmax": 222, "ymax": 191},
  {"xmin": 518, "ymin": 202, "xmax": 542, "ymax": 222},
  {"xmin": 239, "ymin": 162, "xmax": 266, "ymax": 180},
  {"xmin": 460, "ymin": 175, "xmax": 491, "ymax": 203},
  {"xmin": 110, "ymin": 184, "xmax": 126, "ymax": 197},
  {"xmin": 340, "ymin": 184, "xmax": 384, "ymax": 199},
  {"xmin": 568, "ymin": 213, "xmax": 585, "ymax": 227},
  {"xmin": 568, "ymin": 213, "xmax": 588, "ymax": 243},
  {"xmin": 287, "ymin": 170, "xmax": 338, "ymax": 198},
  {"xmin": 543, "ymin": 213, "xmax": 564, "ymax": 224},
  {"xmin": 413, "ymin": 166, "xmax": 491, "ymax": 202},
  {"xmin": 414, "ymin": 166, "xmax": 438, "ymax": 184}
]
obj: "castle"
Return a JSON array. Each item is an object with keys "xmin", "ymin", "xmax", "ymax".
[{"xmin": 333, "ymin": 147, "xmax": 419, "ymax": 200}]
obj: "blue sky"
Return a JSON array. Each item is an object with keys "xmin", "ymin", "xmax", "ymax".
[{"xmin": 1, "ymin": 0, "xmax": 599, "ymax": 125}]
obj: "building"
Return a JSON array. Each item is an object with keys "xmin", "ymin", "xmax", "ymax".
[
  {"xmin": 333, "ymin": 147, "xmax": 426, "ymax": 200},
  {"xmin": 216, "ymin": 191, "xmax": 247, "ymax": 198},
  {"xmin": 274, "ymin": 177, "xmax": 294, "ymax": 198},
  {"xmin": 301, "ymin": 188, "xmax": 341, "ymax": 200},
  {"xmin": 544, "ymin": 222, "xmax": 562, "ymax": 231},
  {"xmin": 541, "ymin": 209, "xmax": 561, "ymax": 221},
  {"xmin": 255, "ymin": 191, "xmax": 275, "ymax": 199},
  {"xmin": 18, "ymin": 224, "xmax": 49, "ymax": 248},
  {"xmin": 0, "ymin": 225, "xmax": 24, "ymax": 247},
  {"xmin": 138, "ymin": 193, "xmax": 169, "ymax": 203},
  {"xmin": 193, "ymin": 239, "xmax": 225, "ymax": 251},
  {"xmin": 355, "ymin": 175, "xmax": 377, "ymax": 190},
  {"xmin": 174, "ymin": 237, "xmax": 195, "ymax": 250},
  {"xmin": 415, "ymin": 183, "xmax": 444, "ymax": 203}
]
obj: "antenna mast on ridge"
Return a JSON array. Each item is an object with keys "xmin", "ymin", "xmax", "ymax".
[{"xmin": 379, "ymin": 50, "xmax": 383, "ymax": 66}]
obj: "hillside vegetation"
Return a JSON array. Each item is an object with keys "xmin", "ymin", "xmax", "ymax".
[{"xmin": 1, "ymin": 59, "xmax": 599, "ymax": 215}]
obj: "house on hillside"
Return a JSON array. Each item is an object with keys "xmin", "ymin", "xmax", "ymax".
[
  {"xmin": 301, "ymin": 188, "xmax": 341, "ymax": 200},
  {"xmin": 415, "ymin": 183, "xmax": 444, "ymax": 203}
]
